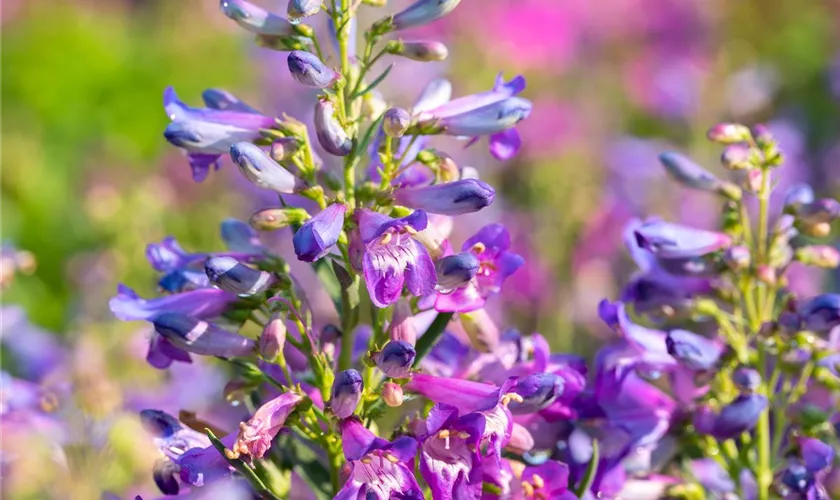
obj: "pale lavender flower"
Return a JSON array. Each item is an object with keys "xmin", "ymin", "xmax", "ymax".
[
  {"xmin": 220, "ymin": 0, "xmax": 293, "ymax": 36},
  {"xmin": 109, "ymin": 285, "xmax": 236, "ymax": 322},
  {"xmin": 393, "ymin": 179, "xmax": 495, "ymax": 215},
  {"xmin": 388, "ymin": 0, "xmax": 462, "ymax": 31},
  {"xmin": 287, "ymin": 51, "xmax": 340, "ymax": 88},
  {"xmin": 230, "ymin": 142, "xmax": 302, "ymax": 194},
  {"xmin": 293, "ymin": 203, "xmax": 346, "ymax": 262},
  {"xmin": 314, "ymin": 98, "xmax": 352, "ymax": 156}
]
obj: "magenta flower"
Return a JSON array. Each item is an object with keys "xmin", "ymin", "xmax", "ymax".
[
  {"xmin": 356, "ymin": 209, "xmax": 436, "ymax": 307},
  {"xmin": 228, "ymin": 391, "xmax": 305, "ymax": 459},
  {"xmin": 293, "ymin": 203, "xmax": 347, "ymax": 262},
  {"xmin": 418, "ymin": 403, "xmax": 484, "ymax": 499},
  {"xmin": 519, "ymin": 461, "xmax": 577, "ymax": 500},
  {"xmin": 434, "ymin": 224, "xmax": 524, "ymax": 313},
  {"xmin": 163, "ymin": 87, "xmax": 274, "ymax": 181},
  {"xmin": 336, "ymin": 417, "xmax": 423, "ymax": 500}
]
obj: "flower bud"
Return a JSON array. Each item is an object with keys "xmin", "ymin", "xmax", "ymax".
[
  {"xmin": 505, "ymin": 423, "xmax": 535, "ymax": 455},
  {"xmin": 382, "ymin": 382, "xmax": 404, "ymax": 407},
  {"xmin": 330, "ymin": 369, "xmax": 363, "ymax": 418},
  {"xmin": 720, "ymin": 144, "xmax": 758, "ymax": 170},
  {"xmin": 800, "ymin": 221, "xmax": 832, "ymax": 238},
  {"xmin": 250, "ymin": 207, "xmax": 310, "ymax": 231},
  {"xmin": 744, "ymin": 169, "xmax": 762, "ymax": 194},
  {"xmin": 390, "ymin": 299, "xmax": 418, "ymax": 345},
  {"xmin": 434, "ymin": 252, "xmax": 480, "ymax": 291},
  {"xmin": 393, "ymin": 179, "xmax": 495, "ymax": 215},
  {"xmin": 314, "ymin": 98, "xmax": 352, "ymax": 156},
  {"xmin": 205, "ymin": 256, "xmax": 275, "ymax": 297},
  {"xmin": 752, "ymin": 124, "xmax": 774, "ymax": 148},
  {"xmin": 798, "ymin": 294, "xmax": 840, "ymax": 334},
  {"xmin": 230, "ymin": 142, "xmax": 301, "ymax": 193},
  {"xmin": 796, "ymin": 199, "xmax": 840, "ymax": 225},
  {"xmin": 383, "ymin": 108, "xmax": 411, "ymax": 138},
  {"xmin": 795, "ymin": 245, "xmax": 840, "ymax": 268},
  {"xmin": 260, "ymin": 315, "xmax": 287, "ymax": 360},
  {"xmin": 460, "ymin": 309, "xmax": 499, "ymax": 353},
  {"xmin": 287, "ymin": 51, "xmax": 340, "ymax": 88},
  {"xmin": 220, "ymin": 0, "xmax": 293, "ymax": 36},
  {"xmin": 286, "ymin": 0, "xmax": 319, "ymax": 23},
  {"xmin": 386, "ymin": 40, "xmax": 449, "ymax": 62},
  {"xmin": 724, "ymin": 245, "xmax": 751, "ymax": 271},
  {"xmin": 694, "ymin": 394, "xmax": 768, "ymax": 439},
  {"xmin": 293, "ymin": 203, "xmax": 347, "ymax": 262},
  {"xmin": 270, "ymin": 137, "xmax": 301, "ymax": 162},
  {"xmin": 373, "ymin": 340, "xmax": 416, "ymax": 379},
  {"xmin": 665, "ymin": 329, "xmax": 723, "ymax": 371},
  {"xmin": 658, "ymin": 152, "xmax": 722, "ymax": 192},
  {"xmin": 508, "ymin": 373, "xmax": 564, "ymax": 414},
  {"xmin": 755, "ymin": 265, "xmax": 776, "ymax": 285},
  {"xmin": 707, "ymin": 123, "xmax": 752, "ymax": 144},
  {"xmin": 154, "ymin": 312, "xmax": 255, "ymax": 357},
  {"xmin": 732, "ymin": 367, "xmax": 761, "ymax": 394},
  {"xmin": 378, "ymin": 0, "xmax": 462, "ymax": 32}
]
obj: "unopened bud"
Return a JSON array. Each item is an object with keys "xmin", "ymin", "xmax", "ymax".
[
  {"xmin": 287, "ymin": 50, "xmax": 340, "ymax": 88},
  {"xmin": 755, "ymin": 265, "xmax": 776, "ymax": 285},
  {"xmin": 383, "ymin": 108, "xmax": 411, "ymax": 137},
  {"xmin": 435, "ymin": 252, "xmax": 480, "ymax": 291},
  {"xmin": 460, "ymin": 309, "xmax": 499, "ymax": 353},
  {"xmin": 721, "ymin": 144, "xmax": 758, "ymax": 170},
  {"xmin": 386, "ymin": 40, "xmax": 449, "ymax": 62},
  {"xmin": 372, "ymin": 340, "xmax": 416, "ymax": 379},
  {"xmin": 330, "ymin": 369, "xmax": 363, "ymax": 418},
  {"xmin": 800, "ymin": 221, "xmax": 832, "ymax": 238},
  {"xmin": 744, "ymin": 169, "xmax": 762, "ymax": 194},
  {"xmin": 505, "ymin": 423, "xmax": 535, "ymax": 454},
  {"xmin": 390, "ymin": 299, "xmax": 418, "ymax": 345},
  {"xmin": 270, "ymin": 137, "xmax": 301, "ymax": 162},
  {"xmin": 231, "ymin": 142, "xmax": 302, "ymax": 194},
  {"xmin": 718, "ymin": 182, "xmax": 743, "ymax": 201},
  {"xmin": 287, "ymin": 0, "xmax": 320, "ymax": 23},
  {"xmin": 796, "ymin": 199, "xmax": 840, "ymax": 225},
  {"xmin": 752, "ymin": 124, "xmax": 774, "ymax": 148},
  {"xmin": 260, "ymin": 315, "xmax": 287, "ymax": 360},
  {"xmin": 314, "ymin": 98, "xmax": 352, "ymax": 156},
  {"xmin": 795, "ymin": 245, "xmax": 840, "ymax": 268},
  {"xmin": 658, "ymin": 152, "xmax": 721, "ymax": 192},
  {"xmin": 732, "ymin": 367, "xmax": 761, "ymax": 394},
  {"xmin": 724, "ymin": 246, "xmax": 751, "ymax": 271},
  {"xmin": 707, "ymin": 123, "xmax": 752, "ymax": 144},
  {"xmin": 205, "ymin": 256, "xmax": 275, "ymax": 296},
  {"xmin": 250, "ymin": 207, "xmax": 310, "ymax": 231},
  {"xmin": 382, "ymin": 382, "xmax": 404, "ymax": 407}
]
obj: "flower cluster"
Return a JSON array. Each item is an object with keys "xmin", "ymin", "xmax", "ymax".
[{"xmin": 109, "ymin": 1, "xmax": 840, "ymax": 499}]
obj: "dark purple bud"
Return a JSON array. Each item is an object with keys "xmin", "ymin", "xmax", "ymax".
[
  {"xmin": 387, "ymin": 0, "xmax": 462, "ymax": 31},
  {"xmin": 393, "ymin": 179, "xmax": 495, "ymax": 215},
  {"xmin": 778, "ymin": 463, "xmax": 815, "ymax": 495},
  {"xmin": 287, "ymin": 51, "xmax": 339, "ymax": 88},
  {"xmin": 205, "ymin": 256, "xmax": 274, "ymax": 296},
  {"xmin": 153, "ymin": 313, "xmax": 255, "ymax": 357},
  {"xmin": 799, "ymin": 437, "xmax": 833, "ymax": 473},
  {"xmin": 230, "ymin": 142, "xmax": 300, "ymax": 193},
  {"xmin": 140, "ymin": 409, "xmax": 183, "ymax": 437},
  {"xmin": 314, "ymin": 99, "xmax": 352, "ymax": 156},
  {"xmin": 330, "ymin": 369, "xmax": 363, "ymax": 418},
  {"xmin": 153, "ymin": 459, "xmax": 181, "ymax": 495},
  {"xmin": 707, "ymin": 123, "xmax": 751, "ymax": 144},
  {"xmin": 434, "ymin": 252, "xmax": 480, "ymax": 291},
  {"xmin": 695, "ymin": 394, "xmax": 768, "ymax": 439},
  {"xmin": 373, "ymin": 340, "xmax": 416, "ymax": 379},
  {"xmin": 665, "ymin": 329, "xmax": 723, "ymax": 371},
  {"xmin": 508, "ymin": 373, "xmax": 564, "ymax": 415},
  {"xmin": 383, "ymin": 108, "xmax": 411, "ymax": 137},
  {"xmin": 293, "ymin": 203, "xmax": 347, "ymax": 262},
  {"xmin": 720, "ymin": 144, "xmax": 757, "ymax": 170},
  {"xmin": 659, "ymin": 152, "xmax": 722, "ymax": 192},
  {"xmin": 287, "ymin": 0, "xmax": 319, "ymax": 22},
  {"xmin": 386, "ymin": 40, "xmax": 449, "ymax": 62},
  {"xmin": 382, "ymin": 382, "xmax": 404, "ymax": 407},
  {"xmin": 798, "ymin": 294, "xmax": 840, "ymax": 333},
  {"xmin": 795, "ymin": 245, "xmax": 840, "ymax": 268},
  {"xmin": 732, "ymin": 367, "xmax": 761, "ymax": 393}
]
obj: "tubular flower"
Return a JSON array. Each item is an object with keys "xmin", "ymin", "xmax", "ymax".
[
  {"xmin": 373, "ymin": 340, "xmax": 416, "ymax": 379},
  {"xmin": 153, "ymin": 312, "xmax": 256, "ymax": 358},
  {"xmin": 693, "ymin": 394, "xmax": 768, "ymax": 440},
  {"xmin": 109, "ymin": 284, "xmax": 235, "ymax": 322},
  {"xmin": 632, "ymin": 219, "xmax": 731, "ymax": 276},
  {"xmin": 435, "ymin": 224, "xmax": 524, "ymax": 313},
  {"xmin": 293, "ymin": 203, "xmax": 347, "ymax": 262},
  {"xmin": 336, "ymin": 417, "xmax": 424, "ymax": 500},
  {"xmin": 162, "ymin": 87, "xmax": 274, "ymax": 181},
  {"xmin": 227, "ymin": 391, "xmax": 305, "ymax": 459},
  {"xmin": 287, "ymin": 51, "xmax": 340, "ymax": 88},
  {"xmin": 330, "ymin": 369, "xmax": 363, "ymax": 419},
  {"xmin": 220, "ymin": 0, "xmax": 293, "ymax": 36},
  {"xmin": 204, "ymin": 256, "xmax": 275, "ymax": 296},
  {"xmin": 393, "ymin": 179, "xmax": 495, "ymax": 216},
  {"xmin": 419, "ymin": 403, "xmax": 485, "ymax": 499},
  {"xmin": 356, "ymin": 209, "xmax": 436, "ymax": 307},
  {"xmin": 230, "ymin": 142, "xmax": 302, "ymax": 194},
  {"xmin": 387, "ymin": 0, "xmax": 462, "ymax": 31},
  {"xmin": 414, "ymin": 74, "xmax": 531, "ymax": 160}
]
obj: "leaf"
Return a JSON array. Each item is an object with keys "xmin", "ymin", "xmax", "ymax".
[{"xmin": 351, "ymin": 63, "xmax": 393, "ymax": 100}]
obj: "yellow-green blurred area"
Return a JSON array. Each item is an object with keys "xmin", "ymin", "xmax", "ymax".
[{"xmin": 2, "ymin": 0, "xmax": 840, "ymax": 497}]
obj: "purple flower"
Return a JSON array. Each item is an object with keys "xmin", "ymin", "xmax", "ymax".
[
  {"xmin": 633, "ymin": 219, "xmax": 731, "ymax": 260},
  {"xmin": 356, "ymin": 209, "xmax": 436, "ymax": 307},
  {"xmin": 383, "ymin": 107, "xmax": 411, "ymax": 137},
  {"xmin": 146, "ymin": 237, "xmax": 210, "ymax": 292},
  {"xmin": 694, "ymin": 394, "xmax": 768, "ymax": 439},
  {"xmin": 798, "ymin": 294, "xmax": 840, "ymax": 333},
  {"xmin": 314, "ymin": 98, "xmax": 352, "ymax": 156},
  {"xmin": 0, "ymin": 307, "xmax": 65, "ymax": 381},
  {"xmin": 330, "ymin": 369, "xmax": 363, "ymax": 419},
  {"xmin": 287, "ymin": 51, "xmax": 340, "ymax": 88},
  {"xmin": 228, "ymin": 391, "xmax": 304, "ymax": 459},
  {"xmin": 434, "ymin": 252, "xmax": 480, "ymax": 291},
  {"xmin": 373, "ymin": 341, "xmax": 416, "ymax": 379},
  {"xmin": 665, "ymin": 329, "xmax": 723, "ymax": 371},
  {"xmin": 418, "ymin": 403, "xmax": 484, "ymax": 499},
  {"xmin": 388, "ymin": 0, "xmax": 462, "ymax": 31},
  {"xmin": 163, "ymin": 87, "xmax": 273, "ymax": 181},
  {"xmin": 732, "ymin": 367, "xmax": 761, "ymax": 393},
  {"xmin": 434, "ymin": 224, "xmax": 524, "ymax": 313},
  {"xmin": 109, "ymin": 285, "xmax": 236, "ymax": 322},
  {"xmin": 219, "ymin": 0, "xmax": 293, "ymax": 36},
  {"xmin": 293, "ymin": 203, "xmax": 346, "ymax": 262},
  {"xmin": 659, "ymin": 151, "xmax": 723, "ymax": 192},
  {"xmin": 519, "ymin": 461, "xmax": 577, "ymax": 500},
  {"xmin": 393, "ymin": 179, "xmax": 495, "ymax": 216},
  {"xmin": 146, "ymin": 333, "xmax": 193, "ymax": 369},
  {"xmin": 220, "ymin": 218, "xmax": 266, "ymax": 255},
  {"xmin": 389, "ymin": 299, "xmax": 418, "ymax": 345},
  {"xmin": 230, "ymin": 142, "xmax": 301, "ymax": 193},
  {"xmin": 287, "ymin": 0, "xmax": 319, "ymax": 22},
  {"xmin": 508, "ymin": 372, "xmax": 564, "ymax": 415},
  {"xmin": 205, "ymin": 256, "xmax": 275, "ymax": 296},
  {"xmin": 336, "ymin": 417, "xmax": 423, "ymax": 500},
  {"xmin": 153, "ymin": 313, "xmax": 255, "ymax": 358},
  {"xmin": 415, "ymin": 74, "xmax": 531, "ymax": 160},
  {"xmin": 778, "ymin": 438, "xmax": 833, "ymax": 500},
  {"xmin": 201, "ymin": 88, "xmax": 261, "ymax": 113},
  {"xmin": 177, "ymin": 432, "xmax": 237, "ymax": 487}
]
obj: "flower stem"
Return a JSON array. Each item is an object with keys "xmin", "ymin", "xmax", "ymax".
[{"xmin": 413, "ymin": 312, "xmax": 454, "ymax": 366}]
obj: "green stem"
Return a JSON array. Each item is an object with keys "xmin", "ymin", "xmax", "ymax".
[
  {"xmin": 573, "ymin": 439, "xmax": 599, "ymax": 497},
  {"xmin": 207, "ymin": 430, "xmax": 283, "ymax": 500},
  {"xmin": 413, "ymin": 312, "xmax": 454, "ymax": 366},
  {"xmin": 756, "ymin": 343, "xmax": 772, "ymax": 500}
]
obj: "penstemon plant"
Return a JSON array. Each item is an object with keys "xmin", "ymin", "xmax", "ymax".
[{"xmin": 110, "ymin": 1, "xmax": 840, "ymax": 499}]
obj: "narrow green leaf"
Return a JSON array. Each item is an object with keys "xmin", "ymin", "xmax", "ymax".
[
  {"xmin": 351, "ymin": 63, "xmax": 394, "ymax": 99},
  {"xmin": 573, "ymin": 439, "xmax": 599, "ymax": 497}
]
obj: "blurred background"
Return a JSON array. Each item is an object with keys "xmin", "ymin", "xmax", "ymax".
[{"xmin": 2, "ymin": 0, "xmax": 840, "ymax": 497}]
